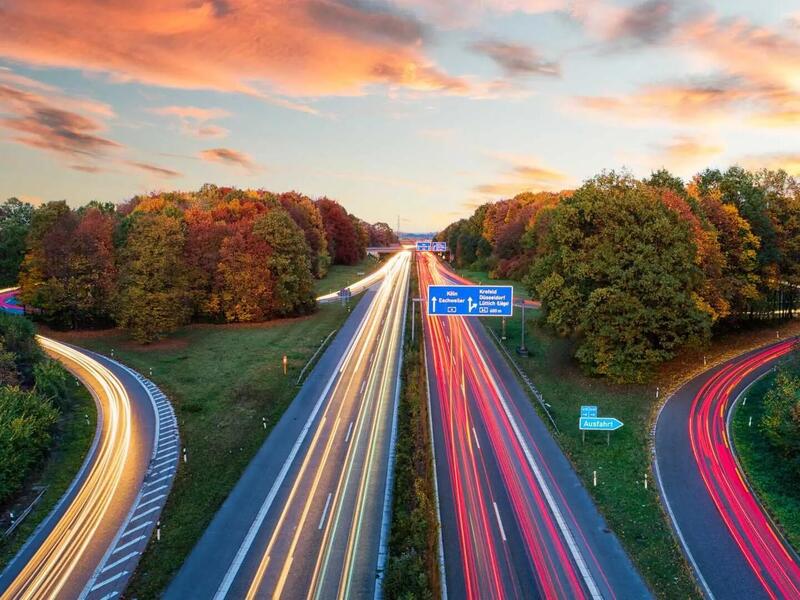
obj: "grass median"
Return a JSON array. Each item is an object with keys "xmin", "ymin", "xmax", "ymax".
[
  {"xmin": 53, "ymin": 299, "xmax": 361, "ymax": 598},
  {"xmin": 385, "ymin": 262, "xmax": 440, "ymax": 599},
  {"xmin": 732, "ymin": 373, "xmax": 800, "ymax": 554}
]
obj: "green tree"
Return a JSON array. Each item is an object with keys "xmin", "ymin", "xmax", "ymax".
[
  {"xmin": 254, "ymin": 208, "xmax": 316, "ymax": 316},
  {"xmin": 528, "ymin": 172, "xmax": 710, "ymax": 382},
  {"xmin": 0, "ymin": 197, "xmax": 33, "ymax": 286},
  {"xmin": 761, "ymin": 360, "xmax": 800, "ymax": 478},
  {"xmin": 115, "ymin": 212, "xmax": 192, "ymax": 343}
]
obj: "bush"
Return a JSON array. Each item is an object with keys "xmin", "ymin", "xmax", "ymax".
[
  {"xmin": 761, "ymin": 360, "xmax": 800, "ymax": 478},
  {"xmin": 0, "ymin": 387, "xmax": 58, "ymax": 503}
]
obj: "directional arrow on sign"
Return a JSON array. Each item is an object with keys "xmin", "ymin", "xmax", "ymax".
[
  {"xmin": 431, "ymin": 297, "xmax": 438, "ymax": 313},
  {"xmin": 468, "ymin": 297, "xmax": 477, "ymax": 312},
  {"xmin": 579, "ymin": 416, "xmax": 624, "ymax": 431}
]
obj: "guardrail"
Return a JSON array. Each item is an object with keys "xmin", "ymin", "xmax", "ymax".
[
  {"xmin": 296, "ymin": 329, "xmax": 338, "ymax": 386},
  {"xmin": 487, "ymin": 326, "xmax": 560, "ymax": 433}
]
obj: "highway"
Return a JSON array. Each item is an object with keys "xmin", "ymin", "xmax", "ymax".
[
  {"xmin": 418, "ymin": 253, "xmax": 649, "ymax": 599},
  {"xmin": 656, "ymin": 339, "xmax": 800, "ymax": 599},
  {"xmin": 316, "ymin": 255, "xmax": 404, "ymax": 303},
  {"xmin": 167, "ymin": 250, "xmax": 410, "ymax": 599},
  {"xmin": 0, "ymin": 290, "xmax": 178, "ymax": 600}
]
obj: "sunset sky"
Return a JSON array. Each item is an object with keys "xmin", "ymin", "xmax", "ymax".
[{"xmin": 0, "ymin": 0, "xmax": 798, "ymax": 231}]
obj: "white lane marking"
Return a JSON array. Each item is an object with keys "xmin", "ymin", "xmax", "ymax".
[
  {"xmin": 121, "ymin": 520, "xmax": 152, "ymax": 538},
  {"xmin": 130, "ymin": 506, "xmax": 160, "ymax": 522},
  {"xmin": 90, "ymin": 570, "xmax": 128, "ymax": 592},
  {"xmin": 318, "ymin": 493, "xmax": 333, "ymax": 530},
  {"xmin": 97, "ymin": 591, "xmax": 119, "ymax": 600},
  {"xmin": 137, "ymin": 493, "xmax": 166, "ymax": 509},
  {"xmin": 465, "ymin": 323, "xmax": 602, "ymax": 600},
  {"xmin": 493, "ymin": 502, "xmax": 507, "ymax": 542},
  {"xmin": 472, "ymin": 427, "xmax": 481, "ymax": 450},
  {"xmin": 141, "ymin": 484, "xmax": 167, "ymax": 498},
  {"xmin": 360, "ymin": 379, "xmax": 367, "ymax": 395},
  {"xmin": 101, "ymin": 551, "xmax": 139, "ymax": 573},
  {"xmin": 147, "ymin": 473, "xmax": 174, "ymax": 487},
  {"xmin": 213, "ymin": 285, "xmax": 372, "ymax": 600},
  {"xmin": 112, "ymin": 535, "xmax": 145, "ymax": 555},
  {"xmin": 345, "ymin": 421, "xmax": 354, "ymax": 443}
]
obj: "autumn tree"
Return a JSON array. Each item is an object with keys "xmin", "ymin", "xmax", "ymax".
[
  {"xmin": 317, "ymin": 197, "xmax": 364, "ymax": 265},
  {"xmin": 528, "ymin": 172, "xmax": 710, "ymax": 382},
  {"xmin": 278, "ymin": 192, "xmax": 330, "ymax": 278},
  {"xmin": 253, "ymin": 208, "xmax": 316, "ymax": 316},
  {"xmin": 115, "ymin": 211, "xmax": 192, "ymax": 342},
  {"xmin": 0, "ymin": 198, "xmax": 33, "ymax": 286}
]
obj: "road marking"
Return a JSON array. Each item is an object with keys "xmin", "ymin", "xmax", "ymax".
[
  {"xmin": 345, "ymin": 421, "xmax": 354, "ymax": 443},
  {"xmin": 318, "ymin": 493, "xmax": 333, "ymax": 530},
  {"xmin": 137, "ymin": 493, "xmax": 166, "ymax": 509},
  {"xmin": 141, "ymin": 484, "xmax": 167, "ymax": 499},
  {"xmin": 112, "ymin": 535, "xmax": 145, "ymax": 554},
  {"xmin": 472, "ymin": 427, "xmax": 481, "ymax": 450},
  {"xmin": 90, "ymin": 570, "xmax": 129, "ymax": 592},
  {"xmin": 147, "ymin": 473, "xmax": 174, "ymax": 487},
  {"xmin": 101, "ymin": 551, "xmax": 139, "ymax": 573},
  {"xmin": 97, "ymin": 591, "xmax": 119, "ymax": 600},
  {"xmin": 130, "ymin": 506, "xmax": 160, "ymax": 522},
  {"xmin": 360, "ymin": 379, "xmax": 367, "ymax": 395},
  {"xmin": 493, "ymin": 501, "xmax": 507, "ymax": 542},
  {"xmin": 121, "ymin": 520, "xmax": 152, "ymax": 538}
]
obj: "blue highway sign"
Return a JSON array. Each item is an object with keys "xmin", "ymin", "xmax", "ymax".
[
  {"xmin": 579, "ymin": 417, "xmax": 623, "ymax": 431},
  {"xmin": 416, "ymin": 241, "xmax": 432, "ymax": 251},
  {"xmin": 427, "ymin": 285, "xmax": 513, "ymax": 317},
  {"xmin": 431, "ymin": 241, "xmax": 447, "ymax": 252},
  {"xmin": 580, "ymin": 405, "xmax": 598, "ymax": 418}
]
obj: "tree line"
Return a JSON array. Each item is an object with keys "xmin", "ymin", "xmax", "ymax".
[
  {"xmin": 0, "ymin": 185, "xmax": 397, "ymax": 342},
  {"xmin": 437, "ymin": 167, "xmax": 800, "ymax": 382}
]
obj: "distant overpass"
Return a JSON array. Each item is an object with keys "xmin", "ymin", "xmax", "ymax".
[{"xmin": 366, "ymin": 245, "xmax": 404, "ymax": 254}]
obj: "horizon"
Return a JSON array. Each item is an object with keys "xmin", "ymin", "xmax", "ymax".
[{"xmin": 1, "ymin": 1, "xmax": 798, "ymax": 231}]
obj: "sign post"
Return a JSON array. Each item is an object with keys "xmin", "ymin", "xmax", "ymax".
[
  {"xmin": 578, "ymin": 409, "xmax": 623, "ymax": 444},
  {"xmin": 427, "ymin": 284, "xmax": 513, "ymax": 318}
]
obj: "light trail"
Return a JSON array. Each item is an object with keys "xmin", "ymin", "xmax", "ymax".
[
  {"xmin": 236, "ymin": 250, "xmax": 410, "ymax": 599},
  {"xmin": 316, "ymin": 252, "xmax": 403, "ymax": 303},
  {"xmin": 1, "ymin": 336, "xmax": 134, "ymax": 600},
  {"xmin": 687, "ymin": 340, "xmax": 800, "ymax": 598},
  {"xmin": 419, "ymin": 252, "xmax": 608, "ymax": 600}
]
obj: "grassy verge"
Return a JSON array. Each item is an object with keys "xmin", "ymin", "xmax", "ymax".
[
  {"xmin": 385, "ymin": 263, "xmax": 440, "ymax": 599},
  {"xmin": 0, "ymin": 377, "xmax": 96, "ymax": 569},
  {"xmin": 315, "ymin": 256, "xmax": 382, "ymax": 296},
  {"xmin": 481, "ymin": 311, "xmax": 800, "ymax": 598},
  {"xmin": 53, "ymin": 299, "xmax": 361, "ymax": 598},
  {"xmin": 732, "ymin": 373, "xmax": 800, "ymax": 553}
]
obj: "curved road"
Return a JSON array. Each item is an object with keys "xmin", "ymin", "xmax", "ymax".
[
  {"xmin": 656, "ymin": 338, "xmax": 800, "ymax": 599},
  {"xmin": 419, "ymin": 254, "xmax": 648, "ymax": 599},
  {"xmin": 0, "ymin": 289, "xmax": 178, "ymax": 600}
]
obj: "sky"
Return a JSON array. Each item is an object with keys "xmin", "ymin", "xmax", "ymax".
[{"xmin": 0, "ymin": 1, "xmax": 798, "ymax": 232}]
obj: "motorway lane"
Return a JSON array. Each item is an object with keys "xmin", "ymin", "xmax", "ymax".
[
  {"xmin": 0, "ymin": 335, "xmax": 177, "ymax": 600},
  {"xmin": 419, "ymin": 253, "xmax": 649, "ymax": 600},
  {"xmin": 316, "ymin": 253, "xmax": 400, "ymax": 303},
  {"xmin": 0, "ymin": 288, "xmax": 24, "ymax": 315},
  {"xmin": 168, "ymin": 251, "xmax": 410, "ymax": 600},
  {"xmin": 656, "ymin": 339, "xmax": 800, "ymax": 599}
]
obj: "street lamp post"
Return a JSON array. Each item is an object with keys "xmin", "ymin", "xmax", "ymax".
[{"xmin": 517, "ymin": 301, "xmax": 528, "ymax": 356}]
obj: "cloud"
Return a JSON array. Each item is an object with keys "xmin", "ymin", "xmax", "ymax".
[
  {"xmin": 393, "ymin": 0, "xmax": 566, "ymax": 27},
  {"xmin": 0, "ymin": 84, "xmax": 120, "ymax": 158},
  {"xmin": 126, "ymin": 160, "xmax": 182, "ymax": 178},
  {"xmin": 149, "ymin": 104, "xmax": 231, "ymax": 138},
  {"xmin": 470, "ymin": 39, "xmax": 559, "ymax": 77},
  {"xmin": 740, "ymin": 153, "xmax": 800, "ymax": 177},
  {"xmin": 653, "ymin": 135, "xmax": 723, "ymax": 168},
  {"xmin": 475, "ymin": 155, "xmax": 568, "ymax": 197},
  {"xmin": 199, "ymin": 147, "xmax": 257, "ymax": 172},
  {"xmin": 575, "ymin": 76, "xmax": 755, "ymax": 123},
  {"xmin": 0, "ymin": 0, "xmax": 471, "ymax": 103}
]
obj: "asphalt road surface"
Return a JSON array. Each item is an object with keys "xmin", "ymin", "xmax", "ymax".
[
  {"xmin": 656, "ymin": 338, "xmax": 800, "ymax": 599},
  {"xmin": 168, "ymin": 251, "xmax": 410, "ymax": 600},
  {"xmin": 0, "ymin": 335, "xmax": 177, "ymax": 600},
  {"xmin": 418, "ymin": 252, "xmax": 649, "ymax": 600}
]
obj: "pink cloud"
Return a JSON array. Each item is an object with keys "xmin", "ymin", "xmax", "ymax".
[
  {"xmin": 0, "ymin": 0, "xmax": 471, "ymax": 103},
  {"xmin": 199, "ymin": 147, "xmax": 258, "ymax": 172}
]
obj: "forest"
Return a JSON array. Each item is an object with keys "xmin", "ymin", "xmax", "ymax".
[
  {"xmin": 0, "ymin": 185, "xmax": 397, "ymax": 342},
  {"xmin": 437, "ymin": 167, "xmax": 800, "ymax": 382}
]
